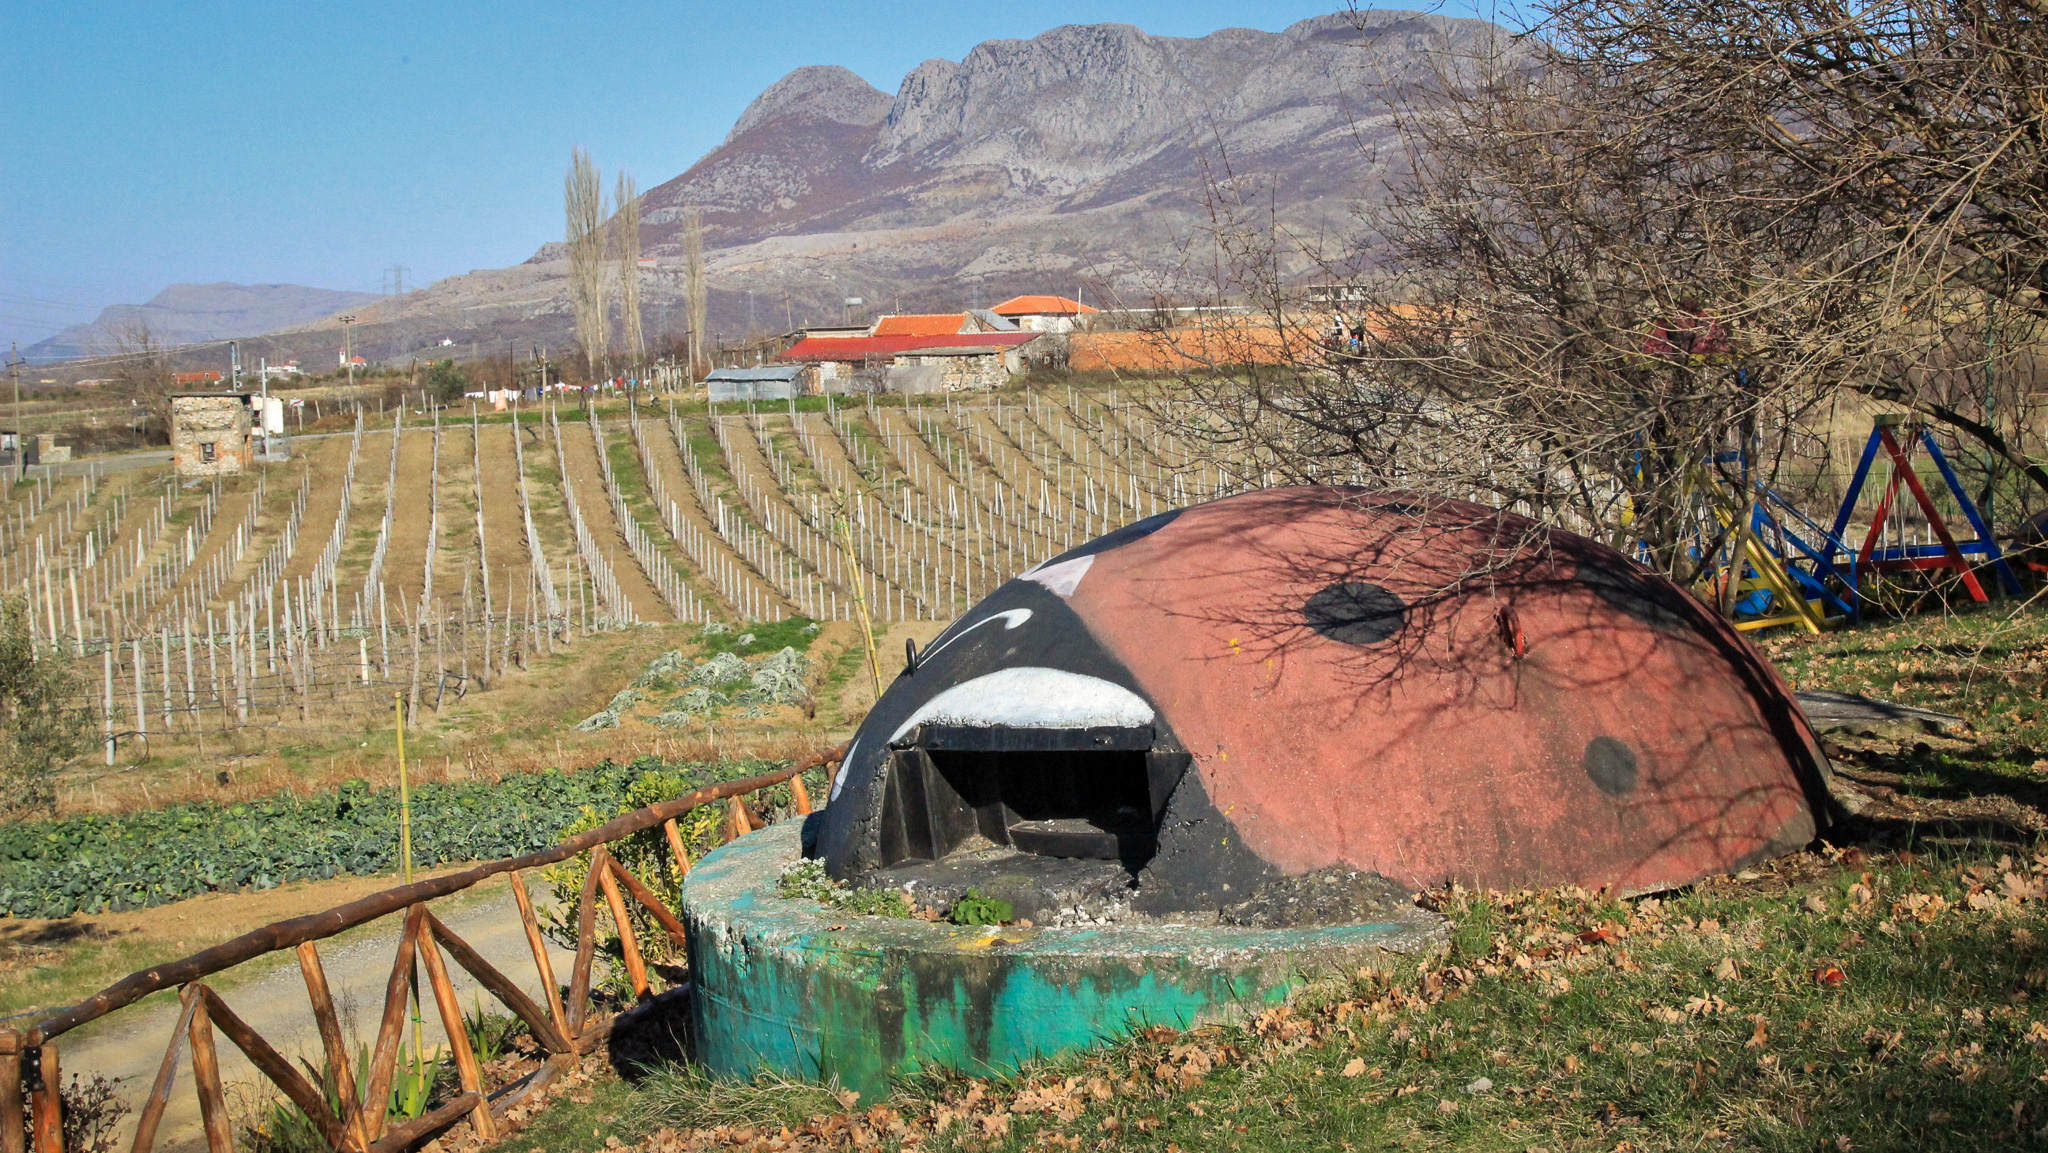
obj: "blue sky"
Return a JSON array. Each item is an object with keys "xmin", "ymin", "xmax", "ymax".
[{"xmin": 0, "ymin": 1, "xmax": 1495, "ymax": 350}]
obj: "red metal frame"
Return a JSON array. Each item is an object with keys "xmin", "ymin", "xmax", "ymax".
[{"xmin": 1853, "ymin": 426, "xmax": 1989, "ymax": 602}]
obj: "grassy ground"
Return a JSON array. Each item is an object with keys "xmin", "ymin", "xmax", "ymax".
[{"xmin": 447, "ymin": 601, "xmax": 2048, "ymax": 1153}]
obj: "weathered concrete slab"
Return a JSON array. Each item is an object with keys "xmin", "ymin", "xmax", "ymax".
[
  {"xmin": 1796, "ymin": 689, "xmax": 1965, "ymax": 736},
  {"xmin": 683, "ymin": 821, "xmax": 1444, "ymax": 1099}
]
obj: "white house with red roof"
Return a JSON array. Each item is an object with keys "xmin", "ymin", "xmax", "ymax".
[{"xmin": 990, "ymin": 294, "xmax": 1100, "ymax": 334}]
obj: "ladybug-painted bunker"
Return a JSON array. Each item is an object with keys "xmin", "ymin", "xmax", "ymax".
[
  {"xmin": 683, "ymin": 487, "xmax": 1832, "ymax": 1093},
  {"xmin": 816, "ymin": 486, "xmax": 1831, "ymax": 911}
]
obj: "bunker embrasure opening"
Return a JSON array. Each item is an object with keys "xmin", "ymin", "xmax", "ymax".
[{"xmin": 875, "ymin": 723, "xmax": 1187, "ymax": 870}]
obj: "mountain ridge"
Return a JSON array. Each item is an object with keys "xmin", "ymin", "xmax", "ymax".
[
  {"xmin": 41, "ymin": 10, "xmax": 1503, "ymax": 374},
  {"xmin": 26, "ymin": 282, "xmax": 379, "ymax": 363}
]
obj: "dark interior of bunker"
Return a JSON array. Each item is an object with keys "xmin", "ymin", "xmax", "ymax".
[{"xmin": 808, "ymin": 716, "xmax": 1414, "ymax": 928}]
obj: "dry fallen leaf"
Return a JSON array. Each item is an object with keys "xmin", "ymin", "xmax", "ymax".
[
  {"xmin": 1341, "ymin": 1058, "xmax": 1367, "ymax": 1078},
  {"xmin": 1811, "ymin": 963, "xmax": 1848, "ymax": 987},
  {"xmin": 1746, "ymin": 1016, "xmax": 1769, "ymax": 1049},
  {"xmin": 1713, "ymin": 956, "xmax": 1741, "ymax": 981}
]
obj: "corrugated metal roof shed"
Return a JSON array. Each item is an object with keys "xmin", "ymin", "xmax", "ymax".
[{"xmin": 704, "ymin": 366, "xmax": 803, "ymax": 381}]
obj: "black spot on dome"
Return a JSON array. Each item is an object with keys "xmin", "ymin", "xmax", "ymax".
[
  {"xmin": 1368, "ymin": 501, "xmax": 1426, "ymax": 517},
  {"xmin": 1303, "ymin": 582, "xmax": 1408, "ymax": 645},
  {"xmin": 1583, "ymin": 736, "xmax": 1639, "ymax": 796}
]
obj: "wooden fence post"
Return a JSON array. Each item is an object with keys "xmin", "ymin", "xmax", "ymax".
[
  {"xmin": 0, "ymin": 1030, "xmax": 22, "ymax": 1153},
  {"xmin": 596, "ymin": 858, "xmax": 651, "ymax": 1001},
  {"xmin": 508, "ymin": 871, "xmax": 575, "ymax": 1053},
  {"xmin": 414, "ymin": 921, "xmax": 497, "ymax": 1140},
  {"xmin": 186, "ymin": 992, "xmax": 233, "ymax": 1153},
  {"xmin": 295, "ymin": 942, "xmax": 368, "ymax": 1152},
  {"xmin": 126, "ymin": 991, "xmax": 201, "ymax": 1153},
  {"xmin": 661, "ymin": 819, "xmax": 692, "ymax": 880},
  {"xmin": 27, "ymin": 1038, "xmax": 60, "ymax": 1153}
]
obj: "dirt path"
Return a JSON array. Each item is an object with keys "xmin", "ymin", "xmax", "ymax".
[
  {"xmin": 556, "ymin": 421, "xmax": 671, "ymax": 622},
  {"xmin": 281, "ymin": 435, "xmax": 356, "ymax": 582},
  {"xmin": 379, "ymin": 425, "xmax": 439, "ymax": 609},
  {"xmin": 474, "ymin": 423, "xmax": 533, "ymax": 616},
  {"xmin": 154, "ymin": 486, "xmax": 259, "ymax": 624},
  {"xmin": 433, "ymin": 422, "xmax": 477, "ymax": 613},
  {"xmin": 638, "ymin": 418, "xmax": 779, "ymax": 616},
  {"xmin": 45, "ymin": 875, "xmax": 577, "ymax": 1153}
]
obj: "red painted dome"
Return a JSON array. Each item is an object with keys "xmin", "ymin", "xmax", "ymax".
[{"xmin": 818, "ymin": 487, "xmax": 1830, "ymax": 910}]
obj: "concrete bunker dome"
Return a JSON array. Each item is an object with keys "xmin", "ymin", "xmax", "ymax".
[{"xmin": 812, "ymin": 485, "xmax": 1833, "ymax": 920}]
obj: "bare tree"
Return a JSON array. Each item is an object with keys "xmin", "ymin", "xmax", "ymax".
[
  {"xmin": 684, "ymin": 208, "xmax": 708, "ymax": 378},
  {"xmin": 1144, "ymin": 23, "xmax": 1881, "ymax": 580},
  {"xmin": 1550, "ymin": 0, "xmax": 2048, "ymax": 511},
  {"xmin": 614, "ymin": 170, "xmax": 645, "ymax": 373},
  {"xmin": 565, "ymin": 148, "xmax": 611, "ymax": 379},
  {"xmin": 101, "ymin": 320, "xmax": 176, "ymax": 440}
]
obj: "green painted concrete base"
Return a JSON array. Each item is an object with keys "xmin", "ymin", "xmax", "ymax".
[{"xmin": 681, "ymin": 821, "xmax": 1446, "ymax": 1099}]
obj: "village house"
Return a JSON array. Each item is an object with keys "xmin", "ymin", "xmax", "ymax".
[
  {"xmin": 779, "ymin": 311, "xmax": 1037, "ymax": 393},
  {"xmin": 990, "ymin": 295, "xmax": 1099, "ymax": 333}
]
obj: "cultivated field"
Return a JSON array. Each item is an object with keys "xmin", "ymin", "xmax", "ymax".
[{"xmin": 11, "ymin": 387, "xmax": 1247, "ymax": 809}]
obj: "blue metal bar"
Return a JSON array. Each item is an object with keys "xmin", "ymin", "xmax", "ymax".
[
  {"xmin": 1827, "ymin": 425, "xmax": 1885, "ymax": 553},
  {"xmin": 1918, "ymin": 429, "xmax": 2022, "ymax": 595}
]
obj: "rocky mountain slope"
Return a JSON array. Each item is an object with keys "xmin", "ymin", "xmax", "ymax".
[
  {"xmin": 110, "ymin": 9, "xmax": 1500, "ymax": 375},
  {"xmin": 27, "ymin": 282, "xmax": 377, "ymax": 363}
]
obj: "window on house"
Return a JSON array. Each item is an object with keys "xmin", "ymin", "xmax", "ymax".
[{"xmin": 200, "ymin": 441, "xmax": 216, "ymax": 463}]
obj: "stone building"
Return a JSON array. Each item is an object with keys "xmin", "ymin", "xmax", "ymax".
[
  {"xmin": 886, "ymin": 346, "xmax": 1015, "ymax": 393},
  {"xmin": 169, "ymin": 393, "xmax": 255, "ymax": 476}
]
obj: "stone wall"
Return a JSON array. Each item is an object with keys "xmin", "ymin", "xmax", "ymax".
[{"xmin": 898, "ymin": 353, "xmax": 1009, "ymax": 393}]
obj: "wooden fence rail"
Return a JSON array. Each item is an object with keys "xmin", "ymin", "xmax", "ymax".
[{"xmin": 2, "ymin": 743, "xmax": 846, "ymax": 1153}]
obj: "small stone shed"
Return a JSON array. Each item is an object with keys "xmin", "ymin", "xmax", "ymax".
[
  {"xmin": 169, "ymin": 393, "xmax": 255, "ymax": 477},
  {"xmin": 884, "ymin": 345, "xmax": 1018, "ymax": 394}
]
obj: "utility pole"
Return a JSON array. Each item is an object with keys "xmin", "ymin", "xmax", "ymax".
[
  {"xmin": 340, "ymin": 314, "xmax": 358, "ymax": 393},
  {"xmin": 6, "ymin": 343, "xmax": 22, "ymax": 478}
]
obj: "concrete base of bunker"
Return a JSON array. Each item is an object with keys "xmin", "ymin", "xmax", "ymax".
[{"xmin": 682, "ymin": 821, "xmax": 1446, "ymax": 1100}]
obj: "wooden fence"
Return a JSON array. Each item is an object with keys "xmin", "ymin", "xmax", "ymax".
[{"xmin": 0, "ymin": 744, "xmax": 843, "ymax": 1153}]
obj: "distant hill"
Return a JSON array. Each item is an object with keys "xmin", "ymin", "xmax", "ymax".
[
  {"xmin": 144, "ymin": 10, "xmax": 1505, "ymax": 371},
  {"xmin": 25, "ymin": 282, "xmax": 379, "ymax": 363}
]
